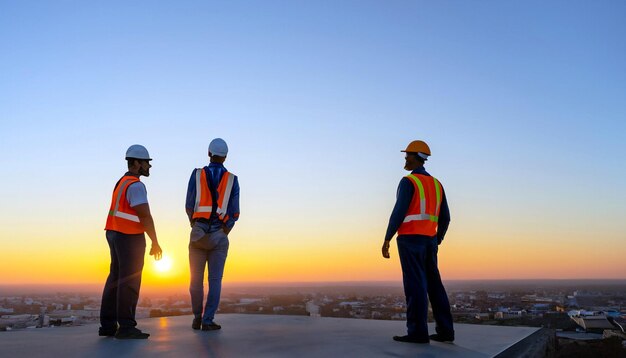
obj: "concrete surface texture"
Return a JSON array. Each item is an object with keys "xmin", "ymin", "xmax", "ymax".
[{"xmin": 0, "ymin": 314, "xmax": 540, "ymax": 357}]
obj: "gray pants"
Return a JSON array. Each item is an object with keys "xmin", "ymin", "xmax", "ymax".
[{"xmin": 189, "ymin": 222, "xmax": 229, "ymax": 324}]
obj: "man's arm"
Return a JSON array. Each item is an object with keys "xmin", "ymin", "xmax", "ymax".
[
  {"xmin": 223, "ymin": 176, "xmax": 240, "ymax": 235},
  {"xmin": 382, "ymin": 178, "xmax": 413, "ymax": 259},
  {"xmin": 134, "ymin": 203, "xmax": 162, "ymax": 260},
  {"xmin": 185, "ymin": 169, "xmax": 197, "ymax": 226},
  {"xmin": 436, "ymin": 187, "xmax": 450, "ymax": 245}
]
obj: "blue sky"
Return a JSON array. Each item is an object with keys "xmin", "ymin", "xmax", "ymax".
[{"xmin": 1, "ymin": 1, "xmax": 625, "ymax": 282}]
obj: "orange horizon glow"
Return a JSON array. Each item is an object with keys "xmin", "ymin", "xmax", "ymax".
[{"xmin": 2, "ymin": 229, "xmax": 624, "ymax": 288}]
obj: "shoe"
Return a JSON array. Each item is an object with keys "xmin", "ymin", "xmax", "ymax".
[
  {"xmin": 201, "ymin": 322, "xmax": 221, "ymax": 331},
  {"xmin": 429, "ymin": 333, "xmax": 454, "ymax": 343},
  {"xmin": 393, "ymin": 335, "xmax": 429, "ymax": 344},
  {"xmin": 192, "ymin": 317, "xmax": 201, "ymax": 330},
  {"xmin": 98, "ymin": 327, "xmax": 116, "ymax": 337},
  {"xmin": 115, "ymin": 327, "xmax": 150, "ymax": 339}
]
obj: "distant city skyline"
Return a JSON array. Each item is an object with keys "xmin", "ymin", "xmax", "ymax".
[
  {"xmin": 1, "ymin": 1, "xmax": 625, "ymax": 287},
  {"xmin": 2, "ymin": 279, "xmax": 624, "ymax": 332},
  {"xmin": 2, "ymin": 279, "xmax": 625, "ymax": 298}
]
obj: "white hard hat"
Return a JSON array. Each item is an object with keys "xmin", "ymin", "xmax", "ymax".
[
  {"xmin": 125, "ymin": 144, "xmax": 152, "ymax": 161},
  {"xmin": 208, "ymin": 138, "xmax": 228, "ymax": 157}
]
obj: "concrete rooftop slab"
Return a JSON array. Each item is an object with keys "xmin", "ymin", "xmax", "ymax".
[{"xmin": 0, "ymin": 314, "xmax": 540, "ymax": 357}]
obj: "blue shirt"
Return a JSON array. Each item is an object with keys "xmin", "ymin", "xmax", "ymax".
[
  {"xmin": 185, "ymin": 163, "xmax": 240, "ymax": 230},
  {"xmin": 384, "ymin": 166, "xmax": 450, "ymax": 243}
]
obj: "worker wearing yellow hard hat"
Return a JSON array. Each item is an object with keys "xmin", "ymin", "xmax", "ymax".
[
  {"xmin": 382, "ymin": 140, "xmax": 454, "ymax": 344},
  {"xmin": 402, "ymin": 140, "xmax": 432, "ymax": 159}
]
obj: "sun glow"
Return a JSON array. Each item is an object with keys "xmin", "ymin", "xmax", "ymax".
[{"xmin": 154, "ymin": 255, "xmax": 173, "ymax": 273}]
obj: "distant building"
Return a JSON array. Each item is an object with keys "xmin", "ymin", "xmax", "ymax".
[
  {"xmin": 305, "ymin": 301, "xmax": 321, "ymax": 317},
  {"xmin": 339, "ymin": 301, "xmax": 363, "ymax": 308},
  {"xmin": 570, "ymin": 315, "xmax": 615, "ymax": 332},
  {"xmin": 0, "ymin": 314, "xmax": 39, "ymax": 330},
  {"xmin": 495, "ymin": 311, "xmax": 524, "ymax": 319},
  {"xmin": 568, "ymin": 311, "xmax": 621, "ymax": 332},
  {"xmin": 306, "ymin": 301, "xmax": 320, "ymax": 317}
]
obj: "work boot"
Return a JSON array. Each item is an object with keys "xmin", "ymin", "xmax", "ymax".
[
  {"xmin": 115, "ymin": 327, "xmax": 150, "ymax": 339},
  {"xmin": 201, "ymin": 322, "xmax": 221, "ymax": 331},
  {"xmin": 429, "ymin": 333, "xmax": 454, "ymax": 343},
  {"xmin": 192, "ymin": 317, "xmax": 201, "ymax": 330},
  {"xmin": 98, "ymin": 326, "xmax": 116, "ymax": 337}
]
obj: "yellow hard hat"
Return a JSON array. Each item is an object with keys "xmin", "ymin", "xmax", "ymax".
[{"xmin": 401, "ymin": 140, "xmax": 431, "ymax": 156}]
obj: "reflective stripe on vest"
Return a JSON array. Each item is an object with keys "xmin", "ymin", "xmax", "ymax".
[
  {"xmin": 110, "ymin": 178, "xmax": 141, "ymax": 222},
  {"xmin": 105, "ymin": 176, "xmax": 144, "ymax": 234},
  {"xmin": 193, "ymin": 168, "xmax": 235, "ymax": 222},
  {"xmin": 397, "ymin": 174, "xmax": 442, "ymax": 236},
  {"xmin": 402, "ymin": 174, "xmax": 441, "ymax": 224}
]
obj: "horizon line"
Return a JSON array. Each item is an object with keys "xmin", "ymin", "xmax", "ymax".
[{"xmin": 2, "ymin": 278, "xmax": 625, "ymax": 287}]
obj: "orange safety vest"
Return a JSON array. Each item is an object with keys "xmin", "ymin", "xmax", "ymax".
[
  {"xmin": 397, "ymin": 174, "xmax": 443, "ymax": 237},
  {"xmin": 104, "ymin": 175, "xmax": 145, "ymax": 234},
  {"xmin": 192, "ymin": 168, "xmax": 236, "ymax": 222}
]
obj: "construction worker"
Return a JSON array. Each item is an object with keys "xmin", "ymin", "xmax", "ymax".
[
  {"xmin": 382, "ymin": 140, "xmax": 454, "ymax": 344},
  {"xmin": 186, "ymin": 138, "xmax": 240, "ymax": 331},
  {"xmin": 99, "ymin": 144, "xmax": 163, "ymax": 339}
]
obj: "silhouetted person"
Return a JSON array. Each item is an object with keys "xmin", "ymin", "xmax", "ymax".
[
  {"xmin": 100, "ymin": 144, "xmax": 162, "ymax": 339},
  {"xmin": 186, "ymin": 138, "xmax": 240, "ymax": 331},
  {"xmin": 382, "ymin": 140, "xmax": 454, "ymax": 344}
]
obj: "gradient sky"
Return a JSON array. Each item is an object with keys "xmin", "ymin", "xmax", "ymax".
[{"xmin": 1, "ymin": 1, "xmax": 625, "ymax": 288}]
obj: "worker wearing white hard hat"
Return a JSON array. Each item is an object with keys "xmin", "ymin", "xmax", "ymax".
[
  {"xmin": 382, "ymin": 140, "xmax": 454, "ymax": 344},
  {"xmin": 100, "ymin": 144, "xmax": 163, "ymax": 339},
  {"xmin": 125, "ymin": 144, "xmax": 152, "ymax": 161},
  {"xmin": 185, "ymin": 138, "xmax": 240, "ymax": 331}
]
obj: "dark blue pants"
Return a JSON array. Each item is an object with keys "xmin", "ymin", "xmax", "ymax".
[
  {"xmin": 397, "ymin": 235, "xmax": 454, "ymax": 339},
  {"xmin": 100, "ymin": 230, "xmax": 146, "ymax": 330}
]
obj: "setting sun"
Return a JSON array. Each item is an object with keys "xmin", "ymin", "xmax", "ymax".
[{"xmin": 154, "ymin": 255, "xmax": 173, "ymax": 274}]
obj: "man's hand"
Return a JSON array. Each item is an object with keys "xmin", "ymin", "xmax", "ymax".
[
  {"xmin": 382, "ymin": 241, "xmax": 390, "ymax": 259},
  {"xmin": 150, "ymin": 243, "xmax": 163, "ymax": 261},
  {"xmin": 223, "ymin": 224, "xmax": 232, "ymax": 235}
]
